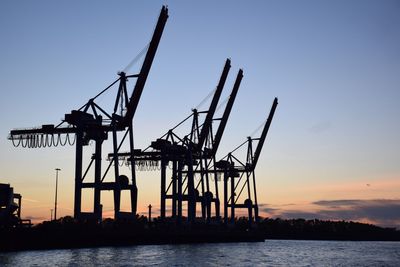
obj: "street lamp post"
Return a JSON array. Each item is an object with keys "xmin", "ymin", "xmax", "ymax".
[{"xmin": 54, "ymin": 168, "xmax": 61, "ymax": 221}]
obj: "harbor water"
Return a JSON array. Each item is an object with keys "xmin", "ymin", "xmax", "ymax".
[{"xmin": 0, "ymin": 240, "xmax": 399, "ymax": 266}]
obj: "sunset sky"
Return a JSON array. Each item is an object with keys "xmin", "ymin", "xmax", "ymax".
[{"xmin": 0, "ymin": 1, "xmax": 399, "ymax": 228}]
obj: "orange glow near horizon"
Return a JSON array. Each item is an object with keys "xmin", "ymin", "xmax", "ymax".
[{"xmin": 16, "ymin": 174, "xmax": 399, "ymax": 227}]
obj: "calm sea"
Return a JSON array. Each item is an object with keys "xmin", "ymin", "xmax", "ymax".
[{"xmin": 0, "ymin": 240, "xmax": 399, "ymax": 266}]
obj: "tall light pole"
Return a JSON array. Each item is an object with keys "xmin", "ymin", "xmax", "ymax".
[
  {"xmin": 54, "ymin": 168, "xmax": 61, "ymax": 221},
  {"xmin": 148, "ymin": 204, "xmax": 152, "ymax": 223}
]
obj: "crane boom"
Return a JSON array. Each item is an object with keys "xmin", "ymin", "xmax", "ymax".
[
  {"xmin": 122, "ymin": 6, "xmax": 169, "ymax": 126},
  {"xmin": 210, "ymin": 69, "xmax": 243, "ymax": 157},
  {"xmin": 251, "ymin": 97, "xmax": 278, "ymax": 170},
  {"xmin": 197, "ymin": 58, "xmax": 231, "ymax": 149}
]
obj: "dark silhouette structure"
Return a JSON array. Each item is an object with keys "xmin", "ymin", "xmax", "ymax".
[
  {"xmin": 8, "ymin": 6, "xmax": 278, "ymax": 227},
  {"xmin": 54, "ymin": 168, "xmax": 61, "ymax": 221},
  {"xmin": 258, "ymin": 218, "xmax": 400, "ymax": 241},
  {"xmin": 216, "ymin": 98, "xmax": 278, "ymax": 226},
  {"xmin": 9, "ymin": 6, "xmax": 169, "ymax": 223},
  {"xmin": 0, "ymin": 184, "xmax": 31, "ymax": 228},
  {"xmin": 1, "ymin": 216, "xmax": 399, "ymax": 251}
]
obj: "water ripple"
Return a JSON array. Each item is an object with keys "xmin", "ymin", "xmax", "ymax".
[{"xmin": 1, "ymin": 240, "xmax": 399, "ymax": 266}]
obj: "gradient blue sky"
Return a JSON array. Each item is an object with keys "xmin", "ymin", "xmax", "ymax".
[{"xmin": 0, "ymin": 1, "xmax": 399, "ymax": 227}]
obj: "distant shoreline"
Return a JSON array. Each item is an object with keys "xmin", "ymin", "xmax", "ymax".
[
  {"xmin": 1, "ymin": 217, "xmax": 399, "ymax": 252},
  {"xmin": 259, "ymin": 218, "xmax": 400, "ymax": 242}
]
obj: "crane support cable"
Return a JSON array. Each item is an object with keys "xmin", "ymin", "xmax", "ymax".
[
  {"xmin": 170, "ymin": 113, "xmax": 194, "ymax": 132},
  {"xmin": 77, "ymin": 77, "xmax": 121, "ymax": 111},
  {"xmin": 122, "ymin": 43, "xmax": 150, "ymax": 73},
  {"xmin": 215, "ymin": 96, "xmax": 229, "ymax": 113},
  {"xmin": 195, "ymin": 87, "xmax": 217, "ymax": 110},
  {"xmin": 250, "ymin": 119, "xmax": 267, "ymax": 138},
  {"xmin": 220, "ymin": 139, "xmax": 248, "ymax": 160}
]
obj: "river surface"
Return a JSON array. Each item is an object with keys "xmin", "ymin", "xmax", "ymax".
[{"xmin": 0, "ymin": 240, "xmax": 399, "ymax": 266}]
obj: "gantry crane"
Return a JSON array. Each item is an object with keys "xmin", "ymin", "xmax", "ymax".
[
  {"xmin": 183, "ymin": 64, "xmax": 244, "ymax": 222},
  {"xmin": 178, "ymin": 58, "xmax": 231, "ymax": 222},
  {"xmin": 114, "ymin": 59, "xmax": 243, "ymax": 224},
  {"xmin": 216, "ymin": 97, "xmax": 278, "ymax": 225},
  {"xmin": 9, "ymin": 6, "xmax": 168, "ymax": 222},
  {"xmin": 199, "ymin": 68, "xmax": 243, "ymax": 222}
]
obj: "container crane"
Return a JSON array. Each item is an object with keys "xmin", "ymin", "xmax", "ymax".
[
  {"xmin": 186, "ymin": 58, "xmax": 231, "ymax": 221},
  {"xmin": 200, "ymin": 69, "xmax": 243, "ymax": 222},
  {"xmin": 147, "ymin": 59, "xmax": 231, "ymax": 222},
  {"xmin": 154, "ymin": 61, "xmax": 244, "ymax": 223},
  {"xmin": 216, "ymin": 97, "xmax": 278, "ymax": 226}
]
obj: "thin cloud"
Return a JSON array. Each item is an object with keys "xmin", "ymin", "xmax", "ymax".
[
  {"xmin": 22, "ymin": 198, "xmax": 40, "ymax": 203},
  {"xmin": 308, "ymin": 120, "xmax": 332, "ymax": 134},
  {"xmin": 264, "ymin": 199, "xmax": 400, "ymax": 228},
  {"xmin": 312, "ymin": 199, "xmax": 363, "ymax": 208},
  {"xmin": 261, "ymin": 207, "xmax": 280, "ymax": 213},
  {"xmin": 258, "ymin": 203, "xmax": 281, "ymax": 215},
  {"xmin": 260, "ymin": 203, "xmax": 296, "ymax": 207},
  {"xmin": 279, "ymin": 211, "xmax": 321, "ymax": 219}
]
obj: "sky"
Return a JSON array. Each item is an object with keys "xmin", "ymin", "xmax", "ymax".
[{"xmin": 0, "ymin": 0, "xmax": 399, "ymax": 228}]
